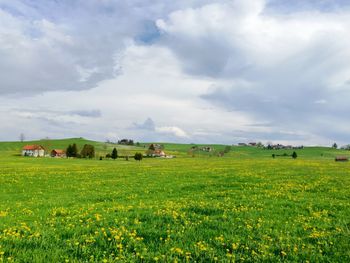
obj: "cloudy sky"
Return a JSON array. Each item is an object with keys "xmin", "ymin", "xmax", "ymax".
[{"xmin": 1, "ymin": 0, "xmax": 350, "ymax": 145}]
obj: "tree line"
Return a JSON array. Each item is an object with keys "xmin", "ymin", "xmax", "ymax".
[
  {"xmin": 66, "ymin": 143, "xmax": 95, "ymax": 158},
  {"xmin": 66, "ymin": 144, "xmax": 143, "ymax": 161}
]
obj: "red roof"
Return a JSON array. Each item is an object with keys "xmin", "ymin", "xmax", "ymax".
[{"xmin": 22, "ymin": 145, "xmax": 44, "ymax": 150}]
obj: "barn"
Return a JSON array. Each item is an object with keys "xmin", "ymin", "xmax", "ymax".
[
  {"xmin": 51, "ymin": 149, "xmax": 65, "ymax": 158},
  {"xmin": 22, "ymin": 145, "xmax": 45, "ymax": 157}
]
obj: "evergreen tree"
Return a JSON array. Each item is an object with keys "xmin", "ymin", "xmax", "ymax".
[
  {"xmin": 292, "ymin": 151, "xmax": 297, "ymax": 159},
  {"xmin": 72, "ymin": 143, "xmax": 78, "ymax": 157},
  {"xmin": 66, "ymin": 144, "xmax": 72, "ymax": 157},
  {"xmin": 111, "ymin": 148, "xmax": 118, "ymax": 160}
]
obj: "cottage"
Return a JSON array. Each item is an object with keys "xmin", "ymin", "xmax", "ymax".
[
  {"xmin": 51, "ymin": 149, "xmax": 66, "ymax": 158},
  {"xmin": 22, "ymin": 145, "xmax": 45, "ymax": 157},
  {"xmin": 335, "ymin": 156, "xmax": 348, "ymax": 162}
]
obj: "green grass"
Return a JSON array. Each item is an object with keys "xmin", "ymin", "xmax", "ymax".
[{"xmin": 0, "ymin": 139, "xmax": 350, "ymax": 262}]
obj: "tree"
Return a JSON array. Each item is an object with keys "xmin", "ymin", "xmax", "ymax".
[
  {"xmin": 66, "ymin": 143, "xmax": 79, "ymax": 158},
  {"xmin": 134, "ymin": 152, "xmax": 143, "ymax": 161},
  {"xmin": 19, "ymin": 133, "xmax": 25, "ymax": 142},
  {"xmin": 80, "ymin": 144, "xmax": 95, "ymax": 158},
  {"xmin": 256, "ymin": 142, "xmax": 263, "ymax": 148},
  {"xmin": 66, "ymin": 144, "xmax": 72, "ymax": 157},
  {"xmin": 148, "ymin": 144, "xmax": 156, "ymax": 151},
  {"xmin": 111, "ymin": 148, "xmax": 118, "ymax": 160},
  {"xmin": 292, "ymin": 151, "xmax": 297, "ymax": 159},
  {"xmin": 72, "ymin": 143, "xmax": 78, "ymax": 157},
  {"xmin": 224, "ymin": 146, "xmax": 231, "ymax": 153},
  {"xmin": 332, "ymin": 142, "xmax": 338, "ymax": 149},
  {"xmin": 118, "ymin": 139, "xmax": 134, "ymax": 145},
  {"xmin": 272, "ymin": 154, "xmax": 275, "ymax": 159}
]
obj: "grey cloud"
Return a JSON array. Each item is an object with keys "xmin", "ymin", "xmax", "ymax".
[
  {"xmin": 13, "ymin": 108, "xmax": 102, "ymax": 122},
  {"xmin": 156, "ymin": 2, "xmax": 350, "ymax": 143},
  {"xmin": 132, "ymin": 117, "xmax": 156, "ymax": 130}
]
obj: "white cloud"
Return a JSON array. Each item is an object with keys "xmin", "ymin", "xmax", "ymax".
[{"xmin": 156, "ymin": 126, "xmax": 188, "ymax": 138}]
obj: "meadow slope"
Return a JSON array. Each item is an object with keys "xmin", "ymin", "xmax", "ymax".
[{"xmin": 0, "ymin": 139, "xmax": 350, "ymax": 262}]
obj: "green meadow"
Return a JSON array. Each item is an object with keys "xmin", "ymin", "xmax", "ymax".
[{"xmin": 0, "ymin": 139, "xmax": 350, "ymax": 262}]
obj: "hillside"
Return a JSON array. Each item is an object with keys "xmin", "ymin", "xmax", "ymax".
[{"xmin": 1, "ymin": 138, "xmax": 349, "ymax": 160}]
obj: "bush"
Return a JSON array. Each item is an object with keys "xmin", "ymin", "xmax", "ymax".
[
  {"xmin": 224, "ymin": 146, "xmax": 231, "ymax": 153},
  {"xmin": 105, "ymin": 153, "xmax": 111, "ymax": 158},
  {"xmin": 134, "ymin": 152, "xmax": 143, "ymax": 161}
]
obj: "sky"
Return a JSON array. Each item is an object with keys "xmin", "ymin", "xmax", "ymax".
[{"xmin": 1, "ymin": 0, "xmax": 350, "ymax": 145}]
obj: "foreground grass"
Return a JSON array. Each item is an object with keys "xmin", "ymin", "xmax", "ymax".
[{"xmin": 1, "ymin": 154, "xmax": 350, "ymax": 262}]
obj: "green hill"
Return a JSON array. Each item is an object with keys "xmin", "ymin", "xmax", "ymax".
[{"xmin": 0, "ymin": 138, "xmax": 349, "ymax": 160}]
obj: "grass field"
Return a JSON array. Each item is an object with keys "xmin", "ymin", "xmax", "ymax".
[{"xmin": 1, "ymin": 139, "xmax": 350, "ymax": 262}]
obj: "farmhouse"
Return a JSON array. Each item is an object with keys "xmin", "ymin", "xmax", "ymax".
[
  {"xmin": 51, "ymin": 149, "xmax": 66, "ymax": 158},
  {"xmin": 22, "ymin": 145, "xmax": 45, "ymax": 157}
]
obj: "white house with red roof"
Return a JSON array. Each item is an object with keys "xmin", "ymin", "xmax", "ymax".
[{"xmin": 22, "ymin": 145, "xmax": 45, "ymax": 157}]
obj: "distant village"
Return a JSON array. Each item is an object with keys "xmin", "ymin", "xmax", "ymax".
[{"xmin": 237, "ymin": 142, "xmax": 304, "ymax": 150}]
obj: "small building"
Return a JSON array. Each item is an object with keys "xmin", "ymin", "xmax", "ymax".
[
  {"xmin": 146, "ymin": 148, "xmax": 167, "ymax": 157},
  {"xmin": 200, "ymin": 146, "xmax": 213, "ymax": 152},
  {"xmin": 335, "ymin": 156, "xmax": 348, "ymax": 162},
  {"xmin": 51, "ymin": 149, "xmax": 66, "ymax": 158},
  {"xmin": 22, "ymin": 145, "xmax": 45, "ymax": 157},
  {"xmin": 153, "ymin": 149, "xmax": 166, "ymax": 157}
]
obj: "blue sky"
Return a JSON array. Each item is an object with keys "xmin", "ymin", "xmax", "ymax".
[{"xmin": 1, "ymin": 0, "xmax": 350, "ymax": 145}]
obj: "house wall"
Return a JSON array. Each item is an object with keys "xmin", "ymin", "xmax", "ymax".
[{"xmin": 22, "ymin": 149, "xmax": 45, "ymax": 157}]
